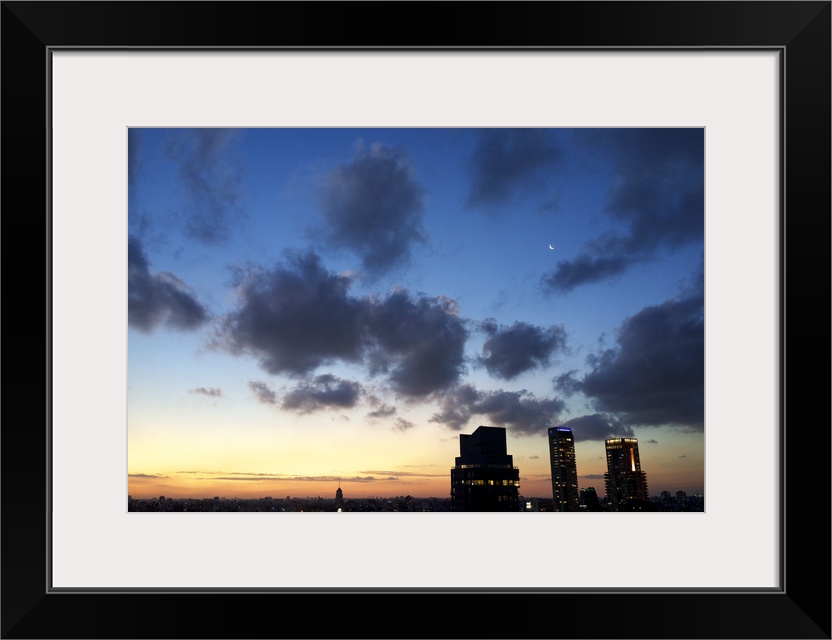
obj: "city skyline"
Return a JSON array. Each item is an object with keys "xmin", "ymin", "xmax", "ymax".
[{"xmin": 128, "ymin": 127, "xmax": 705, "ymax": 502}]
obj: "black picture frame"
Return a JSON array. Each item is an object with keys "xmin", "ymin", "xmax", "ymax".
[{"xmin": 2, "ymin": 2, "xmax": 829, "ymax": 638}]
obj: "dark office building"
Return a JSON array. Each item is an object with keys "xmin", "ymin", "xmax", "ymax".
[
  {"xmin": 580, "ymin": 487, "xmax": 602, "ymax": 511},
  {"xmin": 548, "ymin": 426, "xmax": 580, "ymax": 511},
  {"xmin": 450, "ymin": 425, "xmax": 520, "ymax": 512},
  {"xmin": 604, "ymin": 437, "xmax": 650, "ymax": 511}
]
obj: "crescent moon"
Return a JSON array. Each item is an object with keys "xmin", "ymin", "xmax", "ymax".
[{"xmin": 548, "ymin": 244, "xmax": 555, "ymax": 250}]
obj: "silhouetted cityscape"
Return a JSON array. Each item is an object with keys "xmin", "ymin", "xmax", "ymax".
[
  {"xmin": 129, "ymin": 425, "xmax": 703, "ymax": 512},
  {"xmin": 128, "ymin": 128, "xmax": 705, "ymax": 513},
  {"xmin": 128, "ymin": 491, "xmax": 703, "ymax": 512}
]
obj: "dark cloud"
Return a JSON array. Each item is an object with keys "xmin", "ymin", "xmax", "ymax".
[
  {"xmin": 248, "ymin": 380, "xmax": 277, "ymax": 405},
  {"xmin": 478, "ymin": 319, "xmax": 567, "ymax": 380},
  {"xmin": 216, "ymin": 252, "xmax": 365, "ymax": 377},
  {"xmin": 217, "ymin": 254, "xmax": 468, "ymax": 399},
  {"xmin": 428, "ymin": 384, "xmax": 481, "ymax": 430},
  {"xmin": 572, "ymin": 286, "xmax": 704, "ymax": 429},
  {"xmin": 190, "ymin": 387, "xmax": 222, "ymax": 397},
  {"xmin": 319, "ymin": 142, "xmax": 427, "ymax": 278},
  {"xmin": 646, "ymin": 439, "xmax": 659, "ymax": 444},
  {"xmin": 558, "ymin": 413, "xmax": 635, "ymax": 442},
  {"xmin": 164, "ymin": 128, "xmax": 243, "ymax": 244},
  {"xmin": 542, "ymin": 128, "xmax": 704, "ymax": 292},
  {"xmin": 128, "ymin": 473, "xmax": 167, "ymax": 478},
  {"xmin": 466, "ymin": 129, "xmax": 561, "ymax": 210},
  {"xmin": 281, "ymin": 374, "xmax": 363, "ymax": 413},
  {"xmin": 364, "ymin": 291, "xmax": 468, "ymax": 397},
  {"xmin": 128, "ymin": 235, "xmax": 209, "ymax": 333},
  {"xmin": 581, "ymin": 474, "xmax": 605, "ymax": 481},
  {"xmin": 430, "ymin": 384, "xmax": 566, "ymax": 436}
]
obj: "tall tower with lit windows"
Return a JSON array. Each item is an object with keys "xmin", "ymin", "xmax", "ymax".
[
  {"xmin": 604, "ymin": 437, "xmax": 649, "ymax": 511},
  {"xmin": 450, "ymin": 426, "xmax": 520, "ymax": 512},
  {"xmin": 548, "ymin": 427, "xmax": 579, "ymax": 511}
]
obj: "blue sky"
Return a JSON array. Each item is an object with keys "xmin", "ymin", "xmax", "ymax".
[{"xmin": 127, "ymin": 127, "xmax": 704, "ymax": 500}]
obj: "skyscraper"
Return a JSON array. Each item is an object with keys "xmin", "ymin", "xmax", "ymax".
[
  {"xmin": 450, "ymin": 425, "xmax": 520, "ymax": 512},
  {"xmin": 548, "ymin": 427, "xmax": 579, "ymax": 511},
  {"xmin": 604, "ymin": 437, "xmax": 650, "ymax": 511}
]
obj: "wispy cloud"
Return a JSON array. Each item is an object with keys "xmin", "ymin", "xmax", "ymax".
[
  {"xmin": 360, "ymin": 470, "xmax": 446, "ymax": 478},
  {"xmin": 393, "ymin": 418, "xmax": 415, "ymax": 432},
  {"xmin": 189, "ymin": 387, "xmax": 222, "ymax": 397},
  {"xmin": 466, "ymin": 129, "xmax": 561, "ymax": 211},
  {"xmin": 366, "ymin": 400, "xmax": 397, "ymax": 419},
  {"xmin": 128, "ymin": 128, "xmax": 143, "ymax": 189},
  {"xmin": 248, "ymin": 380, "xmax": 277, "ymax": 405},
  {"xmin": 164, "ymin": 128, "xmax": 244, "ymax": 244}
]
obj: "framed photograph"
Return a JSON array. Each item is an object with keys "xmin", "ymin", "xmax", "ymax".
[
  {"xmin": 3, "ymin": 2, "xmax": 829, "ymax": 638},
  {"xmin": 121, "ymin": 124, "xmax": 705, "ymax": 518}
]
